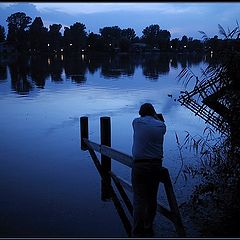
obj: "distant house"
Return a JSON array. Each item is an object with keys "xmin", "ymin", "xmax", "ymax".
[
  {"xmin": 130, "ymin": 43, "xmax": 152, "ymax": 53},
  {"xmin": 0, "ymin": 42, "xmax": 17, "ymax": 55}
]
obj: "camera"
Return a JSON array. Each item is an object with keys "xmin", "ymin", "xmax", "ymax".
[{"xmin": 156, "ymin": 113, "xmax": 165, "ymax": 122}]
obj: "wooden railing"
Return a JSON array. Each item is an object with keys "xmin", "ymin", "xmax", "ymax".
[{"xmin": 80, "ymin": 116, "xmax": 186, "ymax": 237}]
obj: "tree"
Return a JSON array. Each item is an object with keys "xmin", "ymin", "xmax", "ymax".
[
  {"xmin": 63, "ymin": 22, "xmax": 87, "ymax": 52},
  {"xmin": 100, "ymin": 26, "xmax": 122, "ymax": 49},
  {"xmin": 48, "ymin": 24, "xmax": 62, "ymax": 52},
  {"xmin": 142, "ymin": 24, "xmax": 161, "ymax": 47},
  {"xmin": 188, "ymin": 39, "xmax": 204, "ymax": 53},
  {"xmin": 119, "ymin": 28, "xmax": 137, "ymax": 52},
  {"xmin": 6, "ymin": 12, "xmax": 32, "ymax": 51},
  {"xmin": 121, "ymin": 28, "xmax": 136, "ymax": 41},
  {"xmin": 142, "ymin": 24, "xmax": 171, "ymax": 50},
  {"xmin": 0, "ymin": 25, "xmax": 6, "ymax": 42},
  {"xmin": 86, "ymin": 32, "xmax": 104, "ymax": 51},
  {"xmin": 158, "ymin": 29, "xmax": 171, "ymax": 50},
  {"xmin": 29, "ymin": 17, "xmax": 48, "ymax": 52},
  {"xmin": 181, "ymin": 35, "xmax": 188, "ymax": 50},
  {"xmin": 171, "ymin": 38, "xmax": 180, "ymax": 50}
]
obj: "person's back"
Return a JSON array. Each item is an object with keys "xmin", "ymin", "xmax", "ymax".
[
  {"xmin": 132, "ymin": 115, "xmax": 166, "ymax": 160},
  {"xmin": 131, "ymin": 103, "xmax": 166, "ymax": 237}
]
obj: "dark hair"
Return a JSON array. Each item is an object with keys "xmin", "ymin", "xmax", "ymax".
[{"xmin": 139, "ymin": 103, "xmax": 156, "ymax": 117}]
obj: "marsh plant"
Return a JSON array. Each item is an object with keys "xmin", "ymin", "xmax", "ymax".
[{"xmin": 177, "ymin": 23, "xmax": 240, "ymax": 236}]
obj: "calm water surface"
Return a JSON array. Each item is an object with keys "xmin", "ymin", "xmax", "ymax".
[{"xmin": 0, "ymin": 53, "xmax": 209, "ymax": 237}]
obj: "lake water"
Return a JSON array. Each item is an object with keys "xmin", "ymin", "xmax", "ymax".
[{"xmin": 0, "ymin": 53, "xmax": 210, "ymax": 237}]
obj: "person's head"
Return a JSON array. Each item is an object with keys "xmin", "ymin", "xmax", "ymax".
[{"xmin": 139, "ymin": 103, "xmax": 156, "ymax": 117}]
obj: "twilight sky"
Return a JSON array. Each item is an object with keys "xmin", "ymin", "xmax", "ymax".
[{"xmin": 0, "ymin": 2, "xmax": 239, "ymax": 39}]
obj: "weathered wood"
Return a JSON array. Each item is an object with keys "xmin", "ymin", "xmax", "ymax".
[
  {"xmin": 100, "ymin": 117, "xmax": 112, "ymax": 200},
  {"xmin": 85, "ymin": 145, "xmax": 132, "ymax": 236},
  {"xmin": 110, "ymin": 171, "xmax": 182, "ymax": 225},
  {"xmin": 100, "ymin": 117, "xmax": 112, "ymax": 170},
  {"xmin": 163, "ymin": 168, "xmax": 186, "ymax": 237},
  {"xmin": 114, "ymin": 175, "xmax": 133, "ymax": 192},
  {"xmin": 109, "ymin": 171, "xmax": 133, "ymax": 216},
  {"xmin": 110, "ymin": 184, "xmax": 132, "ymax": 237},
  {"xmin": 178, "ymin": 77, "xmax": 229, "ymax": 136},
  {"xmin": 157, "ymin": 204, "xmax": 175, "ymax": 222},
  {"xmin": 110, "ymin": 174, "xmax": 176, "ymax": 223},
  {"xmin": 80, "ymin": 116, "xmax": 89, "ymax": 151},
  {"xmin": 83, "ymin": 138, "xmax": 133, "ymax": 168}
]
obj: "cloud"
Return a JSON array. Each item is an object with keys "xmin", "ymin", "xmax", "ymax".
[
  {"xmin": 32, "ymin": 2, "xmax": 202, "ymax": 15},
  {"xmin": 0, "ymin": 2, "xmax": 239, "ymax": 39}
]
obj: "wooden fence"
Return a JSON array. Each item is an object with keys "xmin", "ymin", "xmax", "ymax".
[
  {"xmin": 178, "ymin": 77, "xmax": 229, "ymax": 134},
  {"xmin": 80, "ymin": 116, "xmax": 186, "ymax": 237}
]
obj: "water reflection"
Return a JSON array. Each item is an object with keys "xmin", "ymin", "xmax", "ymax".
[
  {"xmin": 49, "ymin": 55, "xmax": 64, "ymax": 82},
  {"xmin": 143, "ymin": 54, "xmax": 170, "ymax": 80},
  {"xmin": 64, "ymin": 54, "xmax": 87, "ymax": 84},
  {"xmin": 9, "ymin": 55, "xmax": 33, "ymax": 94},
  {"xmin": 0, "ymin": 64, "xmax": 7, "ymax": 81},
  {"xmin": 0, "ymin": 53, "xmax": 207, "ymax": 95},
  {"xmin": 30, "ymin": 55, "xmax": 49, "ymax": 88}
]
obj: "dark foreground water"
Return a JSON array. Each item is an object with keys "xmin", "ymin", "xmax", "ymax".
[{"xmin": 0, "ymin": 53, "xmax": 211, "ymax": 237}]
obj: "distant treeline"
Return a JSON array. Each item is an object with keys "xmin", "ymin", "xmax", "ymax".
[{"xmin": 0, "ymin": 12, "xmax": 239, "ymax": 55}]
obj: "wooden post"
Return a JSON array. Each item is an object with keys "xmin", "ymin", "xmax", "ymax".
[
  {"xmin": 80, "ymin": 116, "xmax": 89, "ymax": 151},
  {"xmin": 162, "ymin": 168, "xmax": 186, "ymax": 237},
  {"xmin": 100, "ymin": 116, "xmax": 112, "ymax": 200}
]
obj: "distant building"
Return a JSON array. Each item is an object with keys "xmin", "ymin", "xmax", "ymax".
[{"xmin": 130, "ymin": 43, "xmax": 152, "ymax": 53}]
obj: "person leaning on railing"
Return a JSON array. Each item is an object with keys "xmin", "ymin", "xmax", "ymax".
[{"xmin": 131, "ymin": 102, "xmax": 166, "ymax": 237}]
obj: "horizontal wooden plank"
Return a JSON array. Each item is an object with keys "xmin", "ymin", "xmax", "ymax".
[
  {"xmin": 109, "ymin": 173, "xmax": 174, "ymax": 222},
  {"xmin": 84, "ymin": 139, "xmax": 101, "ymax": 152},
  {"xmin": 157, "ymin": 203, "xmax": 175, "ymax": 222},
  {"xmin": 113, "ymin": 174, "xmax": 133, "ymax": 193},
  {"xmin": 109, "ymin": 171, "xmax": 133, "ymax": 216},
  {"xmin": 83, "ymin": 138, "xmax": 133, "ymax": 168}
]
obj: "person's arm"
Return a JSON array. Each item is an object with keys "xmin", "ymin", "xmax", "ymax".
[{"xmin": 154, "ymin": 113, "xmax": 165, "ymax": 122}]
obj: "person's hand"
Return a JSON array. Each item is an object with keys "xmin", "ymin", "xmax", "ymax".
[{"xmin": 156, "ymin": 113, "xmax": 165, "ymax": 122}]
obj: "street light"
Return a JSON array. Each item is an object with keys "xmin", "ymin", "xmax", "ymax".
[
  {"xmin": 47, "ymin": 43, "xmax": 50, "ymax": 47},
  {"xmin": 70, "ymin": 43, "xmax": 73, "ymax": 46}
]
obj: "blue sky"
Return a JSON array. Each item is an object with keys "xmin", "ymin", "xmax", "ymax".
[{"xmin": 0, "ymin": 2, "xmax": 239, "ymax": 39}]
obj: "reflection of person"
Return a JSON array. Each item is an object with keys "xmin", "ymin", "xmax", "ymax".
[{"xmin": 131, "ymin": 103, "xmax": 166, "ymax": 237}]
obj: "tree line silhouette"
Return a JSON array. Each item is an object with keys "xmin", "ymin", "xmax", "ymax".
[{"xmin": 0, "ymin": 12, "xmax": 239, "ymax": 55}]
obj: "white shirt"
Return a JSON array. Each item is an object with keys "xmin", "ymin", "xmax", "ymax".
[{"xmin": 132, "ymin": 116, "xmax": 166, "ymax": 160}]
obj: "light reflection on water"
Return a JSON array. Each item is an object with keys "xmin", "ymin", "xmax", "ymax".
[{"xmin": 0, "ymin": 53, "xmax": 210, "ymax": 237}]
